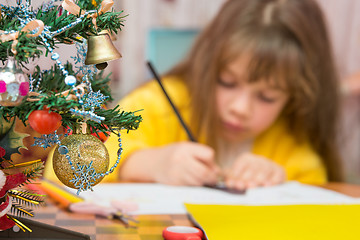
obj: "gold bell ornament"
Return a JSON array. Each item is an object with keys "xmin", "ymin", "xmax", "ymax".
[
  {"xmin": 0, "ymin": 58, "xmax": 30, "ymax": 106},
  {"xmin": 84, "ymin": 31, "xmax": 122, "ymax": 70},
  {"xmin": 52, "ymin": 133, "xmax": 109, "ymax": 190}
]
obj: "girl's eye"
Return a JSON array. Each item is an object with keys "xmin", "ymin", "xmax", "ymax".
[
  {"xmin": 218, "ymin": 78, "xmax": 237, "ymax": 88},
  {"xmin": 258, "ymin": 92, "xmax": 277, "ymax": 103}
]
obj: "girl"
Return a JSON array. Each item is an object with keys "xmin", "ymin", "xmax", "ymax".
[{"xmin": 105, "ymin": 0, "xmax": 344, "ymax": 190}]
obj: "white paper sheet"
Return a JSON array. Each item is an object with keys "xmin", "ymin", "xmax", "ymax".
[{"xmin": 67, "ymin": 181, "xmax": 360, "ymax": 215}]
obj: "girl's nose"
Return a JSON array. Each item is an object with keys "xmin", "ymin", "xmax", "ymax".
[{"xmin": 229, "ymin": 91, "xmax": 252, "ymax": 118}]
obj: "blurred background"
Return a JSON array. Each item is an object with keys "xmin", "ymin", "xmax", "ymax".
[
  {"xmin": 112, "ymin": 0, "xmax": 360, "ymax": 184},
  {"xmin": 2, "ymin": 0, "xmax": 360, "ymax": 184},
  {"xmin": 111, "ymin": 0, "xmax": 225, "ymax": 98}
]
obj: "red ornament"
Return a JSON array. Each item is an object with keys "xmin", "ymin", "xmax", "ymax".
[
  {"xmin": 28, "ymin": 109, "xmax": 62, "ymax": 134},
  {"xmin": 90, "ymin": 125, "xmax": 110, "ymax": 143},
  {"xmin": 65, "ymin": 125, "xmax": 110, "ymax": 142},
  {"xmin": 0, "ymin": 147, "xmax": 5, "ymax": 158},
  {"xmin": 91, "ymin": 131, "xmax": 110, "ymax": 143}
]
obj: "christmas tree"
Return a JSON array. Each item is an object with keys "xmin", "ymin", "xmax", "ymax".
[{"xmin": 0, "ymin": 0, "xmax": 141, "ymax": 231}]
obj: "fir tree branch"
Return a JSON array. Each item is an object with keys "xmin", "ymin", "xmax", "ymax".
[
  {"xmin": 9, "ymin": 190, "xmax": 46, "ymax": 207},
  {"xmin": 0, "ymin": 1, "xmax": 141, "ymax": 135},
  {"xmin": 0, "ymin": 61, "xmax": 142, "ymax": 133},
  {"xmin": 0, "ymin": 2, "xmax": 126, "ymax": 63},
  {"xmin": 10, "ymin": 204, "xmax": 34, "ymax": 217}
]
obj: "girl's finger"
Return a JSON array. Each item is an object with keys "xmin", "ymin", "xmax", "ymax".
[
  {"xmin": 187, "ymin": 159, "xmax": 219, "ymax": 185},
  {"xmin": 268, "ymin": 167, "xmax": 286, "ymax": 185}
]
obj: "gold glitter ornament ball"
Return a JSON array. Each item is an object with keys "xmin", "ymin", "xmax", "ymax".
[{"xmin": 53, "ymin": 134, "xmax": 109, "ymax": 189}]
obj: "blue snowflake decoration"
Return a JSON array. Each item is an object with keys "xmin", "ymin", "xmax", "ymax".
[
  {"xmin": 71, "ymin": 39, "xmax": 98, "ymax": 79},
  {"xmin": 32, "ymin": 133, "xmax": 61, "ymax": 149},
  {"xmin": 83, "ymin": 90, "xmax": 109, "ymax": 110},
  {"xmin": 70, "ymin": 161, "xmax": 98, "ymax": 195}
]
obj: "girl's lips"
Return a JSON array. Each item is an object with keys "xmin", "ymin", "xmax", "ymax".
[{"xmin": 223, "ymin": 121, "xmax": 245, "ymax": 132}]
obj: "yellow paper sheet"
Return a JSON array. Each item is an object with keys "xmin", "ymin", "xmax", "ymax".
[{"xmin": 185, "ymin": 203, "xmax": 360, "ymax": 240}]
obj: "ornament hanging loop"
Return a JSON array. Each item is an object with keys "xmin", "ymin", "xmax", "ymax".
[
  {"xmin": 11, "ymin": 40, "xmax": 18, "ymax": 55},
  {"xmin": 81, "ymin": 122, "xmax": 88, "ymax": 134}
]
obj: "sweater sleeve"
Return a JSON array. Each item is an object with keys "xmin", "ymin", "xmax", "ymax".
[
  {"xmin": 103, "ymin": 77, "xmax": 190, "ymax": 182},
  {"xmin": 253, "ymin": 119, "xmax": 328, "ymax": 186},
  {"xmin": 284, "ymin": 144, "xmax": 327, "ymax": 185}
]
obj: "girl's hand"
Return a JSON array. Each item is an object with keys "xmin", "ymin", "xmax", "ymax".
[
  {"xmin": 224, "ymin": 152, "xmax": 286, "ymax": 190},
  {"xmin": 153, "ymin": 142, "xmax": 221, "ymax": 186}
]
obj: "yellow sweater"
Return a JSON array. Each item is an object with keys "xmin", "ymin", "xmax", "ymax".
[
  {"xmin": 45, "ymin": 76, "xmax": 327, "ymax": 185},
  {"xmin": 103, "ymin": 77, "xmax": 327, "ymax": 184}
]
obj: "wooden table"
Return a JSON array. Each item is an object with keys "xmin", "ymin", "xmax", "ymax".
[
  {"xmin": 2, "ymin": 182, "xmax": 360, "ymax": 240},
  {"xmin": 321, "ymin": 182, "xmax": 360, "ymax": 197}
]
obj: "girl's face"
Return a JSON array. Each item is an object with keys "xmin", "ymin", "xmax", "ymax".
[{"xmin": 216, "ymin": 56, "xmax": 289, "ymax": 142}]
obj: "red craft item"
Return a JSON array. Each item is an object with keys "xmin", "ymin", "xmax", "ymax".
[
  {"xmin": 28, "ymin": 109, "xmax": 62, "ymax": 134},
  {"xmin": 163, "ymin": 226, "xmax": 204, "ymax": 240},
  {"xmin": 0, "ymin": 172, "xmax": 27, "ymax": 196},
  {"xmin": 0, "ymin": 171, "xmax": 27, "ymax": 231}
]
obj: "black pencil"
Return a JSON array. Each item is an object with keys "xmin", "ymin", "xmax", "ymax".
[
  {"xmin": 146, "ymin": 61, "xmax": 245, "ymax": 194},
  {"xmin": 146, "ymin": 61, "xmax": 197, "ymax": 142}
]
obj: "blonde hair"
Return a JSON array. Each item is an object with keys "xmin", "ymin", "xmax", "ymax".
[{"xmin": 168, "ymin": 0, "xmax": 343, "ymax": 181}]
